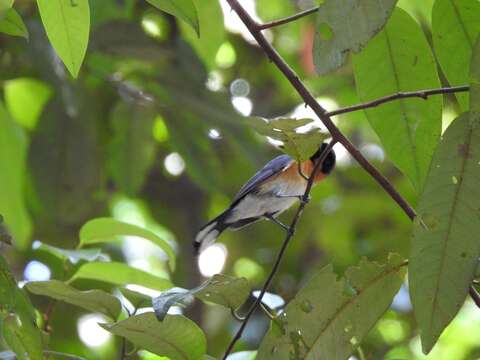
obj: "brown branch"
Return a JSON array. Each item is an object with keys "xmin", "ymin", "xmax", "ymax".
[
  {"xmin": 222, "ymin": 140, "xmax": 337, "ymax": 358},
  {"xmin": 327, "ymin": 85, "xmax": 470, "ymax": 117},
  {"xmin": 470, "ymin": 285, "xmax": 480, "ymax": 309},
  {"xmin": 258, "ymin": 7, "xmax": 319, "ymax": 30},
  {"xmin": 222, "ymin": 1, "xmax": 418, "ymax": 357}
]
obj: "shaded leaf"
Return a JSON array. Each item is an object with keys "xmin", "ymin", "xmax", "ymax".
[
  {"xmin": 257, "ymin": 254, "xmax": 406, "ymax": 360},
  {"xmin": 79, "ymin": 217, "xmax": 175, "ymax": 271},
  {"xmin": 101, "ymin": 313, "xmax": 206, "ymax": 359},
  {"xmin": 0, "ymin": 255, "xmax": 43, "ymax": 360},
  {"xmin": 119, "ymin": 288, "xmax": 152, "ymax": 309},
  {"xmin": 0, "ymin": 102, "xmax": 31, "ymax": 249},
  {"xmin": 71, "ymin": 262, "xmax": 173, "ymax": 291},
  {"xmin": 0, "ymin": 8, "xmax": 28, "ymax": 39},
  {"xmin": 248, "ymin": 117, "xmax": 328, "ymax": 161},
  {"xmin": 352, "ymin": 8, "xmax": 442, "ymax": 191},
  {"xmin": 313, "ymin": 0, "xmax": 397, "ymax": 74},
  {"xmin": 0, "ymin": 215, "xmax": 12, "ymax": 245},
  {"xmin": 153, "ymin": 274, "xmax": 250, "ymax": 320},
  {"xmin": 432, "ymin": 0, "xmax": 480, "ymax": 110},
  {"xmin": 0, "ymin": 0, "xmax": 12, "ymax": 20},
  {"xmin": 471, "ymin": 36, "xmax": 480, "ymax": 114},
  {"xmin": 409, "ymin": 112, "xmax": 480, "ymax": 353},
  {"xmin": 146, "ymin": 0, "xmax": 199, "ymax": 35},
  {"xmin": 26, "ymin": 280, "xmax": 121, "ymax": 320},
  {"xmin": 108, "ymin": 102, "xmax": 157, "ymax": 197},
  {"xmin": 0, "ymin": 350, "xmax": 86, "ymax": 360},
  {"xmin": 37, "ymin": 0, "xmax": 90, "ymax": 77},
  {"xmin": 32, "ymin": 241, "xmax": 109, "ymax": 264}
]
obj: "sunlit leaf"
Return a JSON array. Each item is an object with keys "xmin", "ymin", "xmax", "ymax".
[
  {"xmin": 26, "ymin": 280, "xmax": 121, "ymax": 320},
  {"xmin": 432, "ymin": 0, "xmax": 480, "ymax": 110},
  {"xmin": 4, "ymin": 78, "xmax": 52, "ymax": 130},
  {"xmin": 108, "ymin": 102, "xmax": 157, "ymax": 197},
  {"xmin": 0, "ymin": 0, "xmax": 13, "ymax": 20},
  {"xmin": 0, "ymin": 102, "xmax": 31, "ymax": 249},
  {"xmin": 0, "ymin": 255, "xmax": 43, "ymax": 360},
  {"xmin": 32, "ymin": 241, "xmax": 109, "ymax": 264},
  {"xmin": 313, "ymin": 0, "xmax": 397, "ymax": 74},
  {"xmin": 471, "ymin": 36, "xmax": 480, "ymax": 114},
  {"xmin": 0, "ymin": 350, "xmax": 86, "ymax": 360},
  {"xmin": 353, "ymin": 8, "xmax": 442, "ymax": 191},
  {"xmin": 145, "ymin": 0, "xmax": 199, "ymax": 36},
  {"xmin": 79, "ymin": 217, "xmax": 175, "ymax": 271},
  {"xmin": 36, "ymin": 0, "xmax": 90, "ymax": 78},
  {"xmin": 0, "ymin": 8, "xmax": 28, "ymax": 39},
  {"xmin": 71, "ymin": 262, "xmax": 172, "ymax": 291},
  {"xmin": 101, "ymin": 313, "xmax": 206, "ymax": 359},
  {"xmin": 257, "ymin": 254, "xmax": 406, "ymax": 360},
  {"xmin": 152, "ymin": 274, "xmax": 250, "ymax": 320},
  {"xmin": 409, "ymin": 112, "xmax": 480, "ymax": 353},
  {"xmin": 248, "ymin": 117, "xmax": 328, "ymax": 161}
]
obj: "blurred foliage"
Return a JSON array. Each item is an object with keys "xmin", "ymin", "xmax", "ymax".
[{"xmin": 0, "ymin": 0, "xmax": 479, "ymax": 359}]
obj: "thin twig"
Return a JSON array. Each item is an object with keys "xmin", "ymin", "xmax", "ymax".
[
  {"xmin": 258, "ymin": 7, "xmax": 319, "ymax": 30},
  {"xmin": 327, "ymin": 85, "xmax": 470, "ymax": 117},
  {"xmin": 222, "ymin": 140, "xmax": 337, "ymax": 358},
  {"xmin": 43, "ymin": 300, "xmax": 57, "ymax": 332},
  {"xmin": 469, "ymin": 285, "xmax": 480, "ymax": 309}
]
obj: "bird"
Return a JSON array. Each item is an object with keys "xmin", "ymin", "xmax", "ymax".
[{"xmin": 193, "ymin": 142, "xmax": 336, "ymax": 254}]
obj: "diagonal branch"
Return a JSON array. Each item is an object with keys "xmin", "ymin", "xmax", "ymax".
[
  {"xmin": 258, "ymin": 7, "xmax": 319, "ymax": 30},
  {"xmin": 222, "ymin": 140, "xmax": 337, "ymax": 359},
  {"xmin": 327, "ymin": 85, "xmax": 470, "ymax": 117}
]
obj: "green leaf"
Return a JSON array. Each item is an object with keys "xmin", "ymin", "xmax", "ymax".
[
  {"xmin": 0, "ymin": 0, "xmax": 13, "ymax": 20},
  {"xmin": 0, "ymin": 255, "xmax": 43, "ymax": 360},
  {"xmin": 71, "ymin": 262, "xmax": 173, "ymax": 291},
  {"xmin": 101, "ymin": 313, "xmax": 206, "ymax": 359},
  {"xmin": 409, "ymin": 112, "xmax": 480, "ymax": 353},
  {"xmin": 108, "ymin": 102, "xmax": 157, "ymax": 197},
  {"xmin": 0, "ymin": 101, "xmax": 32, "ymax": 249},
  {"xmin": 36, "ymin": 0, "xmax": 90, "ymax": 78},
  {"xmin": 152, "ymin": 274, "xmax": 250, "ymax": 320},
  {"xmin": 257, "ymin": 254, "xmax": 406, "ymax": 360},
  {"xmin": 33, "ymin": 241, "xmax": 109, "ymax": 264},
  {"xmin": 0, "ymin": 215, "xmax": 12, "ymax": 245},
  {"xmin": 432, "ymin": 0, "xmax": 480, "ymax": 111},
  {"xmin": 352, "ymin": 8, "xmax": 442, "ymax": 192},
  {"xmin": 4, "ymin": 78, "xmax": 53, "ymax": 130},
  {"xmin": 179, "ymin": 0, "xmax": 224, "ymax": 69},
  {"xmin": 248, "ymin": 117, "xmax": 328, "ymax": 161},
  {"xmin": 0, "ymin": 8, "xmax": 28, "ymax": 39},
  {"xmin": 79, "ymin": 217, "xmax": 175, "ymax": 271},
  {"xmin": 471, "ymin": 36, "xmax": 480, "ymax": 114},
  {"xmin": 0, "ymin": 350, "xmax": 86, "ymax": 360},
  {"xmin": 119, "ymin": 288, "xmax": 152, "ymax": 309},
  {"xmin": 313, "ymin": 0, "xmax": 397, "ymax": 74},
  {"xmin": 25, "ymin": 280, "xmax": 121, "ymax": 320},
  {"xmin": 146, "ymin": 0, "xmax": 199, "ymax": 36}
]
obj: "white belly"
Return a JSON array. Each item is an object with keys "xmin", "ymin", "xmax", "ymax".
[{"xmin": 227, "ymin": 180, "xmax": 306, "ymax": 222}]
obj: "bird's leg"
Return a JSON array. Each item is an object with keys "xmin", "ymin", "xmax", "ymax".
[
  {"xmin": 264, "ymin": 214, "xmax": 290, "ymax": 232},
  {"xmin": 276, "ymin": 194, "xmax": 311, "ymax": 205}
]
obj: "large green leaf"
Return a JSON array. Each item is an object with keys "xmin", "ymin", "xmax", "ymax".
[
  {"xmin": 0, "ymin": 8, "xmax": 28, "ymax": 39},
  {"xmin": 36, "ymin": 0, "xmax": 90, "ymax": 78},
  {"xmin": 432, "ymin": 0, "xmax": 480, "ymax": 111},
  {"xmin": 0, "ymin": 102, "xmax": 31, "ymax": 249},
  {"xmin": 152, "ymin": 274, "xmax": 250, "ymax": 320},
  {"xmin": 33, "ymin": 241, "xmax": 109, "ymax": 264},
  {"xmin": 0, "ymin": 255, "xmax": 43, "ymax": 360},
  {"xmin": 70, "ymin": 262, "xmax": 173, "ymax": 291},
  {"xmin": 101, "ymin": 313, "xmax": 206, "ymax": 359},
  {"xmin": 146, "ymin": 0, "xmax": 199, "ymax": 36},
  {"xmin": 26, "ymin": 280, "xmax": 121, "ymax": 320},
  {"xmin": 257, "ymin": 254, "xmax": 406, "ymax": 360},
  {"xmin": 313, "ymin": 0, "xmax": 397, "ymax": 74},
  {"xmin": 248, "ymin": 117, "xmax": 328, "ymax": 161},
  {"xmin": 108, "ymin": 102, "xmax": 157, "ymax": 197},
  {"xmin": 471, "ymin": 37, "xmax": 480, "ymax": 113},
  {"xmin": 79, "ymin": 217, "xmax": 175, "ymax": 271},
  {"xmin": 0, "ymin": 0, "xmax": 13, "ymax": 20},
  {"xmin": 409, "ymin": 112, "xmax": 480, "ymax": 353},
  {"xmin": 179, "ymin": 0, "xmax": 224, "ymax": 69},
  {"xmin": 352, "ymin": 8, "xmax": 442, "ymax": 192}
]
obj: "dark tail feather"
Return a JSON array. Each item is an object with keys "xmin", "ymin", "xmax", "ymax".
[{"xmin": 194, "ymin": 211, "xmax": 230, "ymax": 255}]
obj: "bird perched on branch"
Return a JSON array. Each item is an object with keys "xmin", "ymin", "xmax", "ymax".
[{"xmin": 194, "ymin": 143, "xmax": 336, "ymax": 254}]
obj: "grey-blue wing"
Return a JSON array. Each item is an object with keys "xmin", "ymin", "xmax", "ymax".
[{"xmin": 232, "ymin": 154, "xmax": 293, "ymax": 203}]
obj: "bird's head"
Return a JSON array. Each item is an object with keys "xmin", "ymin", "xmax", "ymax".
[{"xmin": 310, "ymin": 142, "xmax": 336, "ymax": 175}]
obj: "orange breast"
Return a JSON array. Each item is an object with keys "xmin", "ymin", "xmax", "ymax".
[{"xmin": 281, "ymin": 160, "xmax": 325, "ymax": 183}]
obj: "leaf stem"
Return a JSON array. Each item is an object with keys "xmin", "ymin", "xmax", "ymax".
[
  {"xmin": 327, "ymin": 85, "xmax": 470, "ymax": 117},
  {"xmin": 258, "ymin": 7, "xmax": 319, "ymax": 30}
]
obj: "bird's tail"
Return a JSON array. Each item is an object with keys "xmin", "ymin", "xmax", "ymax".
[{"xmin": 194, "ymin": 211, "xmax": 230, "ymax": 255}]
